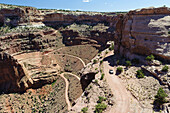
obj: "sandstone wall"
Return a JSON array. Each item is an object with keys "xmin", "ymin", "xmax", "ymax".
[
  {"xmin": 0, "ymin": 52, "xmax": 27, "ymax": 93},
  {"xmin": 115, "ymin": 7, "xmax": 170, "ymax": 62},
  {"xmin": 0, "ymin": 7, "xmax": 43, "ymax": 26}
]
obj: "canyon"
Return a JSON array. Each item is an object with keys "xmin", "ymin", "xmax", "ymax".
[{"xmin": 0, "ymin": 3, "xmax": 169, "ymax": 113}]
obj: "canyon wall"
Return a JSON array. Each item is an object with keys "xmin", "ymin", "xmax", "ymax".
[
  {"xmin": 115, "ymin": 7, "xmax": 170, "ymax": 62},
  {"xmin": 0, "ymin": 52, "xmax": 28, "ymax": 93}
]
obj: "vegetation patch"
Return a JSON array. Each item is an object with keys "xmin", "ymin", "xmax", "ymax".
[
  {"xmin": 81, "ymin": 107, "xmax": 88, "ymax": 113},
  {"xmin": 95, "ymin": 103, "xmax": 107, "ymax": 113},
  {"xmin": 145, "ymin": 54, "xmax": 155, "ymax": 61},
  {"xmin": 161, "ymin": 65, "xmax": 169, "ymax": 72},
  {"xmin": 136, "ymin": 69, "xmax": 145, "ymax": 78},
  {"xmin": 117, "ymin": 67, "xmax": 123, "ymax": 73},
  {"xmin": 154, "ymin": 88, "xmax": 168, "ymax": 108}
]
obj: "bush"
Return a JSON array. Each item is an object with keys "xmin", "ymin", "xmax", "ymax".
[
  {"xmin": 109, "ymin": 43, "xmax": 114, "ymax": 50},
  {"xmin": 168, "ymin": 31, "xmax": 170, "ymax": 34},
  {"xmin": 93, "ymin": 59, "xmax": 97, "ymax": 64},
  {"xmin": 136, "ymin": 70, "xmax": 144, "ymax": 78},
  {"xmin": 97, "ymin": 96, "xmax": 106, "ymax": 103},
  {"xmin": 154, "ymin": 88, "xmax": 168, "ymax": 107},
  {"xmin": 105, "ymin": 51, "xmax": 108, "ymax": 54},
  {"xmin": 95, "ymin": 103, "xmax": 107, "ymax": 113},
  {"xmin": 100, "ymin": 73, "xmax": 105, "ymax": 80},
  {"xmin": 125, "ymin": 60, "xmax": 132, "ymax": 67},
  {"xmin": 146, "ymin": 54, "xmax": 155, "ymax": 61},
  {"xmin": 100, "ymin": 60, "xmax": 103, "ymax": 64},
  {"xmin": 162, "ymin": 65, "xmax": 169, "ymax": 72},
  {"xmin": 117, "ymin": 67, "xmax": 123, "ymax": 73},
  {"xmin": 81, "ymin": 107, "xmax": 88, "ymax": 113}
]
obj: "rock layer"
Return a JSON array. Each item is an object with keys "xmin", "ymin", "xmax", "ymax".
[{"xmin": 115, "ymin": 7, "xmax": 170, "ymax": 62}]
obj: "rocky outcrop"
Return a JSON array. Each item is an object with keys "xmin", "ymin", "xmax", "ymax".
[
  {"xmin": 43, "ymin": 13, "xmax": 115, "ymax": 28},
  {"xmin": 115, "ymin": 7, "xmax": 170, "ymax": 62},
  {"xmin": 0, "ymin": 29, "xmax": 60, "ymax": 54},
  {"xmin": 0, "ymin": 7, "xmax": 44, "ymax": 26},
  {"xmin": 61, "ymin": 30, "xmax": 114, "ymax": 50},
  {"xmin": 0, "ymin": 52, "xmax": 29, "ymax": 93}
]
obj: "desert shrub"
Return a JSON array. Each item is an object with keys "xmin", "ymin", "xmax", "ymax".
[
  {"xmin": 95, "ymin": 79, "xmax": 98, "ymax": 84},
  {"xmin": 109, "ymin": 43, "xmax": 114, "ymax": 50},
  {"xmin": 100, "ymin": 73, "xmax": 105, "ymax": 80},
  {"xmin": 125, "ymin": 60, "xmax": 132, "ymax": 67},
  {"xmin": 117, "ymin": 67, "xmax": 123, "ymax": 73},
  {"xmin": 132, "ymin": 58, "xmax": 140, "ymax": 64},
  {"xmin": 93, "ymin": 59, "xmax": 97, "ymax": 64},
  {"xmin": 136, "ymin": 69, "xmax": 144, "ymax": 78},
  {"xmin": 154, "ymin": 88, "xmax": 168, "ymax": 107},
  {"xmin": 81, "ymin": 107, "xmax": 88, "ymax": 113},
  {"xmin": 100, "ymin": 60, "xmax": 103, "ymax": 64},
  {"xmin": 95, "ymin": 103, "xmax": 107, "ymax": 113},
  {"xmin": 162, "ymin": 65, "xmax": 169, "ymax": 72},
  {"xmin": 97, "ymin": 96, "xmax": 106, "ymax": 103},
  {"xmin": 105, "ymin": 51, "xmax": 108, "ymax": 54},
  {"xmin": 146, "ymin": 54, "xmax": 155, "ymax": 61}
]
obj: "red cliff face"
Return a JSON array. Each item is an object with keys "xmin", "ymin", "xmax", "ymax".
[
  {"xmin": 0, "ymin": 7, "xmax": 43, "ymax": 26},
  {"xmin": 0, "ymin": 52, "xmax": 27, "ymax": 93},
  {"xmin": 115, "ymin": 7, "xmax": 170, "ymax": 62}
]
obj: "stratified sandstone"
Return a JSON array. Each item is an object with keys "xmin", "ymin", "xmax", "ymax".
[{"xmin": 115, "ymin": 7, "xmax": 170, "ymax": 62}]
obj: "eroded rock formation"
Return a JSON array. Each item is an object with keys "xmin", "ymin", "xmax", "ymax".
[{"xmin": 115, "ymin": 7, "xmax": 170, "ymax": 62}]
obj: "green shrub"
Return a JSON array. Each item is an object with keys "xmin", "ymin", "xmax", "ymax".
[
  {"xmin": 125, "ymin": 60, "xmax": 132, "ymax": 67},
  {"xmin": 97, "ymin": 96, "xmax": 106, "ymax": 103},
  {"xmin": 105, "ymin": 51, "xmax": 108, "ymax": 54},
  {"xmin": 93, "ymin": 59, "xmax": 97, "ymax": 64},
  {"xmin": 154, "ymin": 88, "xmax": 168, "ymax": 107},
  {"xmin": 117, "ymin": 67, "xmax": 123, "ymax": 73},
  {"xmin": 145, "ymin": 54, "xmax": 155, "ymax": 61},
  {"xmin": 81, "ymin": 107, "xmax": 88, "ymax": 113},
  {"xmin": 100, "ymin": 60, "xmax": 103, "ymax": 64},
  {"xmin": 109, "ymin": 43, "xmax": 114, "ymax": 50},
  {"xmin": 162, "ymin": 65, "xmax": 169, "ymax": 72},
  {"xmin": 168, "ymin": 31, "xmax": 170, "ymax": 34},
  {"xmin": 95, "ymin": 103, "xmax": 107, "ymax": 113},
  {"xmin": 100, "ymin": 73, "xmax": 105, "ymax": 80},
  {"xmin": 136, "ymin": 70, "xmax": 144, "ymax": 78},
  {"xmin": 95, "ymin": 79, "xmax": 98, "ymax": 84}
]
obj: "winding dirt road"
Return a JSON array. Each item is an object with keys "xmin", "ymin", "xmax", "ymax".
[{"xmin": 60, "ymin": 72, "xmax": 81, "ymax": 111}]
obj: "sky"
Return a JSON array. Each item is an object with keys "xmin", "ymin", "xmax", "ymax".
[{"xmin": 0, "ymin": 0, "xmax": 170, "ymax": 12}]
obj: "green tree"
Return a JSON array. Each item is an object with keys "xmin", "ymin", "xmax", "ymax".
[
  {"xmin": 100, "ymin": 74, "xmax": 105, "ymax": 80},
  {"xmin": 154, "ymin": 88, "xmax": 168, "ymax": 107},
  {"xmin": 146, "ymin": 54, "xmax": 155, "ymax": 61},
  {"xmin": 117, "ymin": 67, "xmax": 123, "ymax": 73},
  {"xmin": 136, "ymin": 70, "xmax": 144, "ymax": 78},
  {"xmin": 81, "ymin": 107, "xmax": 88, "ymax": 113},
  {"xmin": 97, "ymin": 96, "xmax": 106, "ymax": 103},
  {"xmin": 125, "ymin": 60, "xmax": 132, "ymax": 67},
  {"xmin": 162, "ymin": 65, "xmax": 169, "ymax": 72},
  {"xmin": 95, "ymin": 103, "xmax": 107, "ymax": 113}
]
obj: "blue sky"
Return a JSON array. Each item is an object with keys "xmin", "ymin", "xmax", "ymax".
[{"xmin": 0, "ymin": 0, "xmax": 170, "ymax": 12}]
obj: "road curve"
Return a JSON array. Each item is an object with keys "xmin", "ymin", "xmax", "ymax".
[
  {"xmin": 60, "ymin": 73, "xmax": 72, "ymax": 111},
  {"xmin": 63, "ymin": 72, "xmax": 80, "ymax": 80}
]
